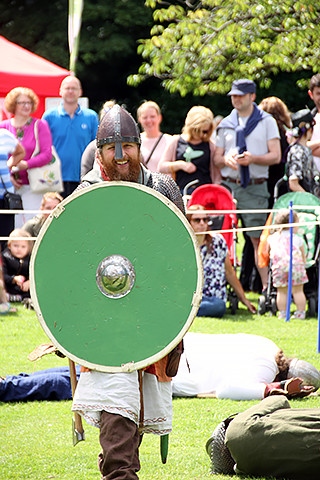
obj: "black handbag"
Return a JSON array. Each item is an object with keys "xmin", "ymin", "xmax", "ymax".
[{"xmin": 1, "ymin": 175, "xmax": 23, "ymax": 210}]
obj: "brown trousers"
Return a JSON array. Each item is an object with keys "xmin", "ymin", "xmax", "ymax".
[{"xmin": 99, "ymin": 411, "xmax": 141, "ymax": 479}]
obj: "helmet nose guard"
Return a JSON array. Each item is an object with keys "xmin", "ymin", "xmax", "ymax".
[{"xmin": 96, "ymin": 105, "xmax": 141, "ymax": 160}]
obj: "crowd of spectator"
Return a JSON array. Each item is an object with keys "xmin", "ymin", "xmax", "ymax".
[{"xmin": 1, "ymin": 74, "xmax": 320, "ymax": 317}]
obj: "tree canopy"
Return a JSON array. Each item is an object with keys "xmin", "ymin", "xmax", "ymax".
[
  {"xmin": 128, "ymin": 0, "xmax": 320, "ymax": 96},
  {"xmin": 0, "ymin": 0, "xmax": 317, "ymax": 130}
]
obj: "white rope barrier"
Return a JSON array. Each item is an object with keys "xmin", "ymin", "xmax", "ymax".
[
  {"xmin": 186, "ymin": 205, "xmax": 320, "ymax": 235},
  {"xmin": 0, "ymin": 209, "xmax": 53, "ymax": 242},
  {"xmin": 197, "ymin": 220, "xmax": 320, "ymax": 236},
  {"xmin": 0, "ymin": 209, "xmax": 53, "ymax": 214},
  {"xmin": 186, "ymin": 206, "xmax": 320, "ymax": 215},
  {"xmin": 1, "ymin": 206, "xmax": 320, "ymax": 241}
]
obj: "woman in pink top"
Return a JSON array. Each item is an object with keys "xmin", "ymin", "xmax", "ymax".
[{"xmin": 0, "ymin": 87, "xmax": 52, "ymax": 226}]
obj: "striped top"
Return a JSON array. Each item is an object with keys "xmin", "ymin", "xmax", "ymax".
[{"xmin": 0, "ymin": 129, "xmax": 17, "ymax": 197}]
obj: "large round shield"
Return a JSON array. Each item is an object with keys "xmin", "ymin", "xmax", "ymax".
[{"xmin": 30, "ymin": 182, "xmax": 203, "ymax": 372}]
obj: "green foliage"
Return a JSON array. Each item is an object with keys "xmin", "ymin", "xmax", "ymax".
[
  {"xmin": 1, "ymin": 302, "xmax": 319, "ymax": 479},
  {"xmin": 0, "ymin": 0, "xmax": 155, "ymax": 113},
  {"xmin": 128, "ymin": 0, "xmax": 320, "ymax": 95},
  {"xmin": 0, "ymin": 1, "xmax": 318, "ymax": 134},
  {"xmin": 0, "ymin": 0, "xmax": 316, "ymax": 131}
]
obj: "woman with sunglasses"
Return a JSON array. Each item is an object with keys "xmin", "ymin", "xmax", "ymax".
[
  {"xmin": 187, "ymin": 205, "xmax": 256, "ymax": 318},
  {"xmin": 157, "ymin": 106, "xmax": 220, "ymax": 194}
]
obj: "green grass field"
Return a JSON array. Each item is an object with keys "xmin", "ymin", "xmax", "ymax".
[{"xmin": 1, "ymin": 299, "xmax": 320, "ymax": 480}]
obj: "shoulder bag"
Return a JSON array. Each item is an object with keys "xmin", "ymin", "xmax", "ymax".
[
  {"xmin": 0, "ymin": 175, "xmax": 23, "ymax": 210},
  {"xmin": 28, "ymin": 120, "xmax": 63, "ymax": 193},
  {"xmin": 143, "ymin": 133, "xmax": 164, "ymax": 166}
]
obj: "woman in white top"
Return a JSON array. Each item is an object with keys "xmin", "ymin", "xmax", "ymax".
[{"xmin": 137, "ymin": 101, "xmax": 172, "ymax": 172}]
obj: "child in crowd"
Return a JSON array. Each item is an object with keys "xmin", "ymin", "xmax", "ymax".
[
  {"xmin": 1, "ymin": 229, "xmax": 33, "ymax": 302},
  {"xmin": 22, "ymin": 191, "xmax": 63, "ymax": 237},
  {"xmin": 267, "ymin": 209, "xmax": 308, "ymax": 319}
]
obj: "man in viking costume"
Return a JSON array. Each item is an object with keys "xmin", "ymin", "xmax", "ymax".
[
  {"xmin": 72, "ymin": 105, "xmax": 184, "ymax": 479},
  {"xmin": 206, "ymin": 395, "xmax": 320, "ymax": 479}
]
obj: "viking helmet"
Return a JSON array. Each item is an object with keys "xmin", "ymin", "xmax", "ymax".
[
  {"xmin": 288, "ymin": 358, "xmax": 320, "ymax": 390},
  {"xmin": 205, "ymin": 416, "xmax": 236, "ymax": 475},
  {"xmin": 96, "ymin": 104, "xmax": 141, "ymax": 159}
]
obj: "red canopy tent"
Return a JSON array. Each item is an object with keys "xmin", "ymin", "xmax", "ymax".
[{"xmin": 0, "ymin": 36, "xmax": 70, "ymax": 118}]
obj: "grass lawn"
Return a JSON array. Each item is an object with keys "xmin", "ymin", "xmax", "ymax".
[{"xmin": 1, "ymin": 298, "xmax": 320, "ymax": 480}]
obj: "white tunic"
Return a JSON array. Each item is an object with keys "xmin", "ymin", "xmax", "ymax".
[
  {"xmin": 72, "ymin": 370, "xmax": 172, "ymax": 435},
  {"xmin": 172, "ymin": 333, "xmax": 279, "ymax": 400}
]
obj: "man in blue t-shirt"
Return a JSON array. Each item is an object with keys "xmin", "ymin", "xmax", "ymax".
[{"xmin": 43, "ymin": 76, "xmax": 98, "ymax": 197}]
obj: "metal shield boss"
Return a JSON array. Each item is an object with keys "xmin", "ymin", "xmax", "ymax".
[{"xmin": 30, "ymin": 182, "xmax": 203, "ymax": 372}]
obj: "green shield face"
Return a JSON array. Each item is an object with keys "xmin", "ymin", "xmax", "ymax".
[{"xmin": 30, "ymin": 182, "xmax": 203, "ymax": 372}]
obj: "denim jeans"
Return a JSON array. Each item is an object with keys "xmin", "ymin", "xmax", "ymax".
[
  {"xmin": 197, "ymin": 295, "xmax": 226, "ymax": 318},
  {"xmin": 0, "ymin": 366, "xmax": 79, "ymax": 402}
]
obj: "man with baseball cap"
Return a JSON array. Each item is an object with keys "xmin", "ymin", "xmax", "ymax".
[
  {"xmin": 227, "ymin": 79, "xmax": 257, "ymax": 96},
  {"xmin": 215, "ymin": 78, "xmax": 281, "ymax": 291}
]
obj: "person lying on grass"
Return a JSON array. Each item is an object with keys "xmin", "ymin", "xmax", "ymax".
[
  {"xmin": 172, "ymin": 332, "xmax": 320, "ymax": 400},
  {"xmin": 1, "ymin": 333, "xmax": 319, "ymax": 402}
]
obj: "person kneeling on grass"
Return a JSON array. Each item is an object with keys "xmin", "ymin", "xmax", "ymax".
[{"xmin": 187, "ymin": 205, "xmax": 256, "ymax": 317}]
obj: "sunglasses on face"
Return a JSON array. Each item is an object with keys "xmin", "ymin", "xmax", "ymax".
[
  {"xmin": 194, "ymin": 127, "xmax": 210, "ymax": 136},
  {"xmin": 191, "ymin": 217, "xmax": 210, "ymax": 224}
]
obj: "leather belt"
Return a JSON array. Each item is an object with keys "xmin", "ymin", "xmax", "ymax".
[{"xmin": 222, "ymin": 176, "xmax": 267, "ymax": 185}]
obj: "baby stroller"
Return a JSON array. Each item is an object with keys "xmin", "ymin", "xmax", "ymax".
[
  {"xmin": 258, "ymin": 191, "xmax": 320, "ymax": 317},
  {"xmin": 186, "ymin": 183, "xmax": 239, "ymax": 314}
]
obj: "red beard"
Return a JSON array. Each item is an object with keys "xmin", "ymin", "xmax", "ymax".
[{"xmin": 102, "ymin": 155, "xmax": 141, "ymax": 182}]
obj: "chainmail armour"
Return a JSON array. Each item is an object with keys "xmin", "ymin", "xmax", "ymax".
[
  {"xmin": 205, "ymin": 416, "xmax": 236, "ymax": 475},
  {"xmin": 79, "ymin": 165, "xmax": 185, "ymax": 214}
]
